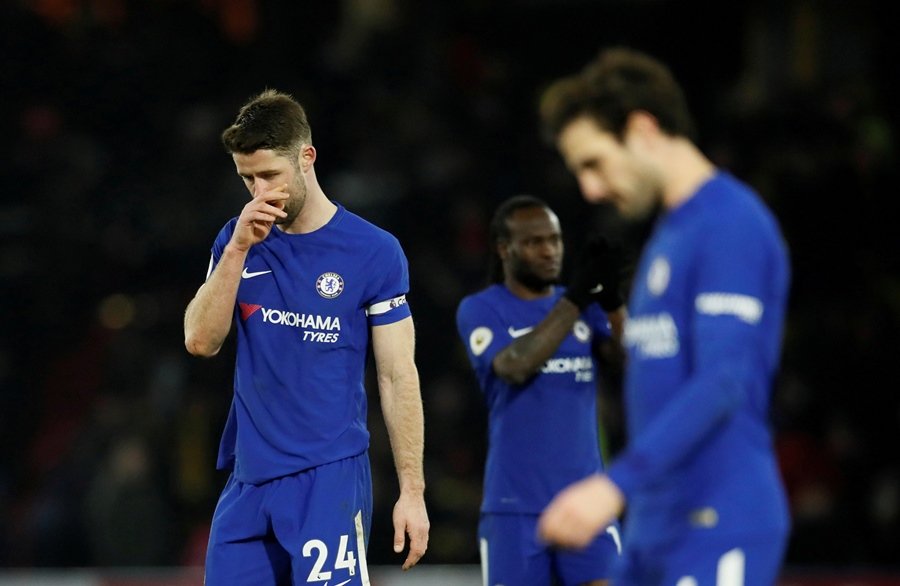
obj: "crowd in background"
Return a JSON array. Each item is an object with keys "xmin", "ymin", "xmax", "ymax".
[{"xmin": 1, "ymin": 0, "xmax": 898, "ymax": 570}]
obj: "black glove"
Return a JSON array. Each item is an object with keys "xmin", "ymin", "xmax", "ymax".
[{"xmin": 564, "ymin": 235, "xmax": 627, "ymax": 311}]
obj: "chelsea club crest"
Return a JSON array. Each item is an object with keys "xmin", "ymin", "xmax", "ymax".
[
  {"xmin": 647, "ymin": 256, "xmax": 670, "ymax": 296},
  {"xmin": 316, "ymin": 272, "xmax": 344, "ymax": 299}
]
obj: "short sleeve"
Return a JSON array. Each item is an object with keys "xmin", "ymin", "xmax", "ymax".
[
  {"xmin": 455, "ymin": 295, "xmax": 507, "ymax": 392},
  {"xmin": 207, "ymin": 218, "xmax": 237, "ymax": 280},
  {"xmin": 365, "ymin": 235, "xmax": 412, "ymax": 327}
]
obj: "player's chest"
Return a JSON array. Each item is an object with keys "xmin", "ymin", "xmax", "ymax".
[
  {"xmin": 624, "ymin": 233, "xmax": 696, "ymax": 361},
  {"xmin": 502, "ymin": 307, "xmax": 594, "ymax": 354},
  {"xmin": 237, "ymin": 246, "xmax": 366, "ymax": 315},
  {"xmin": 629, "ymin": 230, "xmax": 697, "ymax": 318}
]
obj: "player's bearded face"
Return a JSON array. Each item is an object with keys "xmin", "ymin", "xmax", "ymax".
[
  {"xmin": 558, "ymin": 117, "xmax": 662, "ymax": 220},
  {"xmin": 277, "ymin": 162, "xmax": 307, "ymax": 225},
  {"xmin": 510, "ymin": 254, "xmax": 559, "ymax": 291},
  {"xmin": 616, "ymin": 157, "xmax": 662, "ymax": 220}
]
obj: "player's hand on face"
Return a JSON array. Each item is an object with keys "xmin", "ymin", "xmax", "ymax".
[
  {"xmin": 231, "ymin": 184, "xmax": 290, "ymax": 251},
  {"xmin": 392, "ymin": 491, "xmax": 430, "ymax": 570},
  {"xmin": 538, "ymin": 474, "xmax": 624, "ymax": 549}
]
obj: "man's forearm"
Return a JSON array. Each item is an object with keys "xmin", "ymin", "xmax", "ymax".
[
  {"xmin": 380, "ymin": 370, "xmax": 426, "ymax": 494},
  {"xmin": 492, "ymin": 297, "xmax": 581, "ymax": 384},
  {"xmin": 184, "ymin": 244, "xmax": 247, "ymax": 356}
]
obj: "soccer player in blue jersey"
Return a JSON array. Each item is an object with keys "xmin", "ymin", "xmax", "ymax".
[
  {"xmin": 536, "ymin": 48, "xmax": 791, "ymax": 585},
  {"xmin": 183, "ymin": 90, "xmax": 429, "ymax": 585},
  {"xmin": 456, "ymin": 195, "xmax": 627, "ymax": 586}
]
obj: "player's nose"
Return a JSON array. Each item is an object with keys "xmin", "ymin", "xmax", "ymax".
[
  {"xmin": 253, "ymin": 179, "xmax": 272, "ymax": 198},
  {"xmin": 578, "ymin": 173, "xmax": 611, "ymax": 204}
]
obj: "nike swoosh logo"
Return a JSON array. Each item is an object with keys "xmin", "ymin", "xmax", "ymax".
[
  {"xmin": 242, "ymin": 268, "xmax": 272, "ymax": 279},
  {"xmin": 507, "ymin": 326, "xmax": 533, "ymax": 338},
  {"xmin": 326, "ymin": 580, "xmax": 352, "ymax": 586}
]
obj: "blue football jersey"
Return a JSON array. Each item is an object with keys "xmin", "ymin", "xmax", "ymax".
[
  {"xmin": 207, "ymin": 204, "xmax": 412, "ymax": 484},
  {"xmin": 456, "ymin": 285, "xmax": 611, "ymax": 514},
  {"xmin": 607, "ymin": 172, "xmax": 791, "ymax": 547}
]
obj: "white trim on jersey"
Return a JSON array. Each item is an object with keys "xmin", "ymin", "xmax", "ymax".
[
  {"xmin": 366, "ymin": 295, "xmax": 407, "ymax": 317},
  {"xmin": 479, "ymin": 537, "xmax": 489, "ymax": 586},
  {"xmin": 606, "ymin": 525, "xmax": 623, "ymax": 554},
  {"xmin": 354, "ymin": 511, "xmax": 370, "ymax": 586},
  {"xmin": 695, "ymin": 292, "xmax": 763, "ymax": 324},
  {"xmin": 675, "ymin": 547, "xmax": 745, "ymax": 586},
  {"xmin": 205, "ymin": 254, "xmax": 214, "ymax": 280},
  {"xmin": 717, "ymin": 548, "xmax": 745, "ymax": 586}
]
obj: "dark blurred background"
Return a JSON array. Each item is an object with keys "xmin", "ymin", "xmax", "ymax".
[{"xmin": 1, "ymin": 0, "xmax": 898, "ymax": 573}]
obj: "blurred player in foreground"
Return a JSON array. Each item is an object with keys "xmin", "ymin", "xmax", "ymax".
[
  {"xmin": 184, "ymin": 89, "xmax": 428, "ymax": 585},
  {"xmin": 456, "ymin": 195, "xmax": 627, "ymax": 585},
  {"xmin": 537, "ymin": 48, "xmax": 791, "ymax": 585}
]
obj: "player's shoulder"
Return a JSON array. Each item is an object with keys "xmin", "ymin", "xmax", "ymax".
[
  {"xmin": 220, "ymin": 217, "xmax": 239, "ymax": 235},
  {"xmin": 457, "ymin": 284, "xmax": 505, "ymax": 319},
  {"xmin": 698, "ymin": 172, "xmax": 783, "ymax": 239},
  {"xmin": 337, "ymin": 205, "xmax": 403, "ymax": 248},
  {"xmin": 459, "ymin": 284, "xmax": 505, "ymax": 307},
  {"xmin": 212, "ymin": 217, "xmax": 239, "ymax": 247},
  {"xmin": 706, "ymin": 173, "xmax": 774, "ymax": 218}
]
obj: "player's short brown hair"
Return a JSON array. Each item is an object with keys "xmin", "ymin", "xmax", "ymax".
[
  {"xmin": 221, "ymin": 89, "xmax": 312, "ymax": 160},
  {"xmin": 540, "ymin": 47, "xmax": 696, "ymax": 143}
]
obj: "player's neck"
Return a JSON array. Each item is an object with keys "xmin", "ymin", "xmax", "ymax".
[
  {"xmin": 505, "ymin": 279, "xmax": 554, "ymax": 300},
  {"xmin": 281, "ymin": 184, "xmax": 337, "ymax": 235},
  {"xmin": 660, "ymin": 138, "xmax": 716, "ymax": 211}
]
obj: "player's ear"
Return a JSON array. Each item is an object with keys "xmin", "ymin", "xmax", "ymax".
[
  {"xmin": 497, "ymin": 240, "xmax": 510, "ymax": 261},
  {"xmin": 298, "ymin": 145, "xmax": 316, "ymax": 171},
  {"xmin": 623, "ymin": 110, "xmax": 660, "ymax": 150}
]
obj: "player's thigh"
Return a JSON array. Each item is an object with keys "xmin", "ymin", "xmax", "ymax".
[
  {"xmin": 478, "ymin": 513, "xmax": 552, "ymax": 586},
  {"xmin": 617, "ymin": 531, "xmax": 788, "ymax": 586},
  {"xmin": 205, "ymin": 475, "xmax": 291, "ymax": 586},
  {"xmin": 553, "ymin": 522, "xmax": 622, "ymax": 586},
  {"xmin": 269, "ymin": 453, "xmax": 373, "ymax": 586}
]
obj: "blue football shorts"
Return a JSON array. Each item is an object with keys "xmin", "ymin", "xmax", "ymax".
[
  {"xmin": 614, "ymin": 530, "xmax": 788, "ymax": 586},
  {"xmin": 479, "ymin": 512, "xmax": 622, "ymax": 586},
  {"xmin": 205, "ymin": 452, "xmax": 373, "ymax": 586}
]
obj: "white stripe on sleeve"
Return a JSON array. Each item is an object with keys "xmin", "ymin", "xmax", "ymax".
[
  {"xmin": 366, "ymin": 295, "xmax": 407, "ymax": 317},
  {"xmin": 695, "ymin": 293, "xmax": 763, "ymax": 324}
]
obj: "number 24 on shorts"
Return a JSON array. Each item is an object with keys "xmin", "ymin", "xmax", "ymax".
[{"xmin": 302, "ymin": 533, "xmax": 359, "ymax": 583}]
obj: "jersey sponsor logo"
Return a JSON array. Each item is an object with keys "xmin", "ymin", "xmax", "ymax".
[
  {"xmin": 470, "ymin": 327, "xmax": 493, "ymax": 356},
  {"xmin": 239, "ymin": 302, "xmax": 263, "ymax": 321},
  {"xmin": 647, "ymin": 255, "xmax": 670, "ymax": 296},
  {"xmin": 624, "ymin": 312, "xmax": 679, "ymax": 358},
  {"xmin": 507, "ymin": 325, "xmax": 533, "ymax": 338},
  {"xmin": 239, "ymin": 301, "xmax": 342, "ymax": 343},
  {"xmin": 242, "ymin": 267, "xmax": 272, "ymax": 279},
  {"xmin": 316, "ymin": 272, "xmax": 345, "ymax": 299},
  {"xmin": 695, "ymin": 292, "xmax": 763, "ymax": 324},
  {"xmin": 573, "ymin": 319, "xmax": 591, "ymax": 343},
  {"xmin": 540, "ymin": 355, "xmax": 594, "ymax": 382},
  {"xmin": 260, "ymin": 307, "xmax": 341, "ymax": 330}
]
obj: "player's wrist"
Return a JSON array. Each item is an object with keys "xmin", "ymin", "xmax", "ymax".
[
  {"xmin": 398, "ymin": 481, "xmax": 426, "ymax": 497},
  {"xmin": 224, "ymin": 241, "xmax": 251, "ymax": 257}
]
